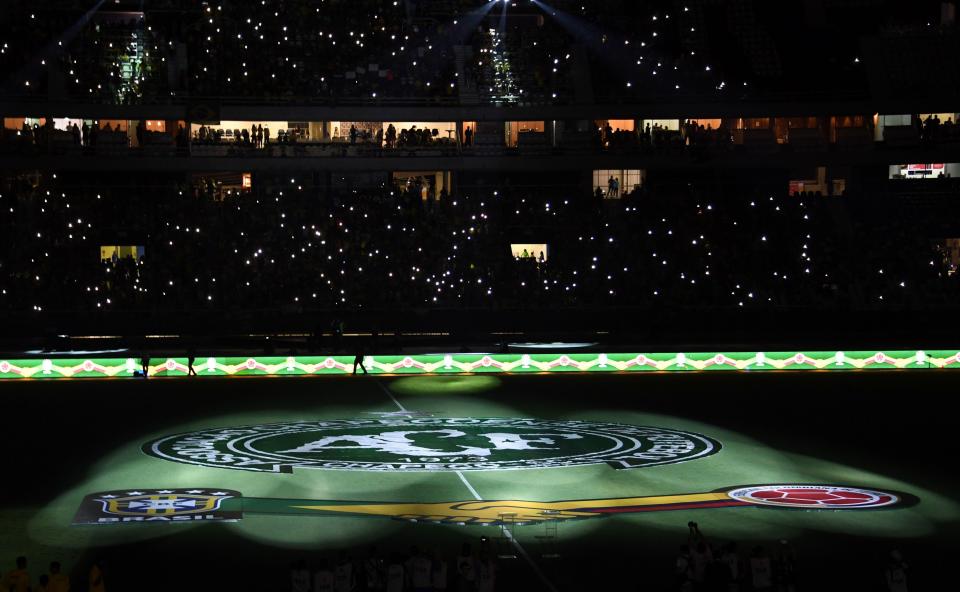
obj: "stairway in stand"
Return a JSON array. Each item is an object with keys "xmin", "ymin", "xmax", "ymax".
[
  {"xmin": 571, "ymin": 44, "xmax": 594, "ymax": 104},
  {"xmin": 454, "ymin": 45, "xmax": 480, "ymax": 105}
]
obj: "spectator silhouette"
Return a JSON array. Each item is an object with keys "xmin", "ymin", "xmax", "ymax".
[
  {"xmin": 885, "ymin": 550, "xmax": 908, "ymax": 592},
  {"xmin": 48, "ymin": 561, "xmax": 69, "ymax": 592},
  {"xmin": 7, "ymin": 556, "xmax": 30, "ymax": 592},
  {"xmin": 353, "ymin": 340, "xmax": 368, "ymax": 375}
]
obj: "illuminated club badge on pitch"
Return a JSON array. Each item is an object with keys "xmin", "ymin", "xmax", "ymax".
[
  {"xmin": 72, "ymin": 489, "xmax": 242, "ymax": 525},
  {"xmin": 143, "ymin": 418, "xmax": 721, "ymax": 472},
  {"xmin": 726, "ymin": 485, "xmax": 899, "ymax": 509}
]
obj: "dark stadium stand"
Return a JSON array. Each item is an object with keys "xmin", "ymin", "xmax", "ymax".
[{"xmin": 0, "ymin": 0, "xmax": 958, "ymax": 349}]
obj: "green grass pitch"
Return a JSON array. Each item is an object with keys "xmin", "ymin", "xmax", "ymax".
[{"xmin": 3, "ymin": 372, "xmax": 957, "ymax": 590}]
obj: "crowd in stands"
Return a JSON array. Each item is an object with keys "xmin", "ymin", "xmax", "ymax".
[
  {"xmin": 1, "ymin": 173, "xmax": 959, "ymax": 319},
  {"xmin": 0, "ymin": 0, "xmax": 727, "ymax": 105},
  {"xmin": 3, "ymin": 1, "xmax": 957, "ymax": 105},
  {"xmin": 3, "ymin": 1, "xmax": 460, "ymax": 103}
]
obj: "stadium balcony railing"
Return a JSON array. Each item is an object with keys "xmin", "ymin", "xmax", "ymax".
[{"xmin": 4, "ymin": 136, "xmax": 960, "ymax": 162}]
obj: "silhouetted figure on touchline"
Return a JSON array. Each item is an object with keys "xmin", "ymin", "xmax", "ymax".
[{"xmin": 353, "ymin": 344, "xmax": 368, "ymax": 375}]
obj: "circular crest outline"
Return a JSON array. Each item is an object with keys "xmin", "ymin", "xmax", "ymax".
[
  {"xmin": 726, "ymin": 484, "xmax": 899, "ymax": 509},
  {"xmin": 143, "ymin": 418, "xmax": 721, "ymax": 473}
]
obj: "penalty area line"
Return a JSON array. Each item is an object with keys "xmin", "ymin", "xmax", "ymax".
[{"xmin": 454, "ymin": 471, "xmax": 558, "ymax": 592}]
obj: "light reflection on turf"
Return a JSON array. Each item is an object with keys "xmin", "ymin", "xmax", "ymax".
[
  {"xmin": 19, "ymin": 407, "xmax": 958, "ymax": 555},
  {"xmin": 388, "ymin": 375, "xmax": 502, "ymax": 396}
]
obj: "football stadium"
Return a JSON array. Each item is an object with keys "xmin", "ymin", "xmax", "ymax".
[
  {"xmin": 2, "ymin": 1, "xmax": 960, "ymax": 591},
  {"xmin": 3, "ymin": 364, "xmax": 960, "ymax": 591}
]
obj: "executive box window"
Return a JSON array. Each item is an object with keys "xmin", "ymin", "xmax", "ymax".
[
  {"xmin": 593, "ymin": 169, "xmax": 644, "ymax": 198},
  {"xmin": 383, "ymin": 122, "xmax": 458, "ymax": 147},
  {"xmin": 595, "ymin": 119, "xmax": 635, "ymax": 147},
  {"xmin": 391, "ymin": 171, "xmax": 452, "ymax": 200},
  {"xmin": 510, "ymin": 243, "xmax": 549, "ymax": 262},
  {"xmin": 100, "ymin": 245, "xmax": 144, "ymax": 262},
  {"xmin": 191, "ymin": 121, "xmax": 287, "ymax": 143},
  {"xmin": 889, "ymin": 163, "xmax": 959, "ymax": 179},
  {"xmin": 506, "ymin": 121, "xmax": 545, "ymax": 147}
]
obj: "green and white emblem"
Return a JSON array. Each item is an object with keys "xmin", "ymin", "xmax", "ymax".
[{"xmin": 143, "ymin": 418, "xmax": 720, "ymax": 472}]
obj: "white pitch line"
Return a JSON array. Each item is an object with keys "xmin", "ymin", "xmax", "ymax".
[
  {"xmin": 454, "ymin": 471, "xmax": 558, "ymax": 592},
  {"xmin": 456, "ymin": 470, "xmax": 483, "ymax": 501},
  {"xmin": 375, "ymin": 378, "xmax": 408, "ymax": 412},
  {"xmin": 374, "ymin": 379, "xmax": 556, "ymax": 591}
]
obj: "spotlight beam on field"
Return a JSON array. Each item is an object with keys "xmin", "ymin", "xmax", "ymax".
[
  {"xmin": 447, "ymin": 1, "xmax": 499, "ymax": 44},
  {"xmin": 3, "ymin": 0, "xmax": 108, "ymax": 93},
  {"xmin": 528, "ymin": 0, "xmax": 675, "ymax": 93},
  {"xmin": 528, "ymin": 0, "xmax": 606, "ymax": 50}
]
